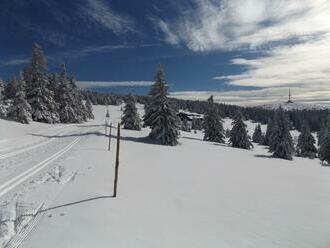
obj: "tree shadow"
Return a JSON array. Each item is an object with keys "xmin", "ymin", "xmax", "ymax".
[
  {"xmin": 254, "ymin": 154, "xmax": 274, "ymax": 159},
  {"xmin": 181, "ymin": 136, "xmax": 203, "ymax": 142},
  {"xmin": 29, "ymin": 131, "xmax": 107, "ymax": 139},
  {"xmin": 76, "ymin": 124, "xmax": 106, "ymax": 128},
  {"xmin": 119, "ymin": 135, "xmax": 164, "ymax": 146},
  {"xmin": 30, "ymin": 128, "xmax": 165, "ymax": 146},
  {"xmin": 213, "ymin": 143, "xmax": 229, "ymax": 147}
]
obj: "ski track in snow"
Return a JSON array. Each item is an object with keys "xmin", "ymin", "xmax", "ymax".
[
  {"xmin": 0, "ymin": 125, "xmax": 76, "ymax": 160},
  {"xmin": 0, "ymin": 124, "xmax": 102, "ymax": 200}
]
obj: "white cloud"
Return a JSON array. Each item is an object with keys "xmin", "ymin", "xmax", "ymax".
[
  {"xmin": 155, "ymin": 19, "xmax": 180, "ymax": 45},
  {"xmin": 56, "ymin": 44, "xmax": 134, "ymax": 60},
  {"xmin": 0, "ymin": 58, "xmax": 29, "ymax": 67},
  {"xmin": 77, "ymin": 81, "xmax": 154, "ymax": 89},
  {"xmin": 156, "ymin": 0, "xmax": 330, "ymax": 52},
  {"xmin": 215, "ymin": 32, "xmax": 330, "ymax": 88},
  {"xmin": 80, "ymin": 0, "xmax": 135, "ymax": 34}
]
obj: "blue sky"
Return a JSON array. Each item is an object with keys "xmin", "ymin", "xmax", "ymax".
[{"xmin": 0, "ymin": 0, "xmax": 330, "ymax": 105}]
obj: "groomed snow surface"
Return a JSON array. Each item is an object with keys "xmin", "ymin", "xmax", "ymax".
[{"xmin": 1, "ymin": 105, "xmax": 330, "ymax": 248}]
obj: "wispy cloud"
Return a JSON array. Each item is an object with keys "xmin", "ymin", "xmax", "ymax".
[
  {"xmin": 2, "ymin": 43, "xmax": 160, "ymax": 67},
  {"xmin": 0, "ymin": 57, "xmax": 29, "ymax": 67},
  {"xmin": 79, "ymin": 0, "xmax": 135, "ymax": 34},
  {"xmin": 56, "ymin": 44, "xmax": 134, "ymax": 60},
  {"xmin": 0, "ymin": 0, "xmax": 137, "ymax": 47},
  {"xmin": 155, "ymin": 0, "xmax": 330, "ymax": 52},
  {"xmin": 53, "ymin": 43, "xmax": 160, "ymax": 61},
  {"xmin": 150, "ymin": 18, "xmax": 180, "ymax": 45},
  {"xmin": 77, "ymin": 81, "xmax": 154, "ymax": 89}
]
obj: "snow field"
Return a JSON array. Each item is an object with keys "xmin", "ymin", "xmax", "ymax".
[{"xmin": 13, "ymin": 105, "xmax": 330, "ymax": 248}]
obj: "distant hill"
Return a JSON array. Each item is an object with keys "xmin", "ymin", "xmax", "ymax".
[{"xmin": 259, "ymin": 102, "xmax": 330, "ymax": 111}]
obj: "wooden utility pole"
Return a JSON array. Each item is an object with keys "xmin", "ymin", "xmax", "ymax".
[
  {"xmin": 108, "ymin": 123, "xmax": 112, "ymax": 151},
  {"xmin": 113, "ymin": 123, "xmax": 121, "ymax": 197},
  {"xmin": 105, "ymin": 108, "xmax": 110, "ymax": 135}
]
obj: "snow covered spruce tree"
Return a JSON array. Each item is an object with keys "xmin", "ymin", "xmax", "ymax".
[
  {"xmin": 143, "ymin": 65, "xmax": 166, "ymax": 128},
  {"xmin": 0, "ymin": 78, "xmax": 4, "ymax": 102},
  {"xmin": 69, "ymin": 76, "xmax": 88, "ymax": 122},
  {"xmin": 252, "ymin": 124, "xmax": 264, "ymax": 144},
  {"xmin": 85, "ymin": 97, "xmax": 94, "ymax": 120},
  {"xmin": 296, "ymin": 123, "xmax": 317, "ymax": 159},
  {"xmin": 229, "ymin": 112, "xmax": 253, "ymax": 149},
  {"xmin": 24, "ymin": 43, "xmax": 59, "ymax": 123},
  {"xmin": 269, "ymin": 107, "xmax": 294, "ymax": 160},
  {"xmin": 8, "ymin": 74, "xmax": 32, "ymax": 124},
  {"xmin": 0, "ymin": 78, "xmax": 7, "ymax": 117},
  {"xmin": 317, "ymin": 121, "xmax": 328, "ymax": 146},
  {"xmin": 146, "ymin": 67, "xmax": 180, "ymax": 146},
  {"xmin": 5, "ymin": 76, "xmax": 18, "ymax": 99},
  {"xmin": 203, "ymin": 95, "xmax": 225, "ymax": 143},
  {"xmin": 56, "ymin": 64, "xmax": 80, "ymax": 123},
  {"xmin": 121, "ymin": 94, "xmax": 141, "ymax": 130},
  {"xmin": 318, "ymin": 119, "xmax": 330, "ymax": 165}
]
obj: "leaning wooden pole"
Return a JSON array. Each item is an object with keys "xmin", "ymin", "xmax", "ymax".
[
  {"xmin": 108, "ymin": 123, "xmax": 112, "ymax": 151},
  {"xmin": 113, "ymin": 123, "xmax": 121, "ymax": 197}
]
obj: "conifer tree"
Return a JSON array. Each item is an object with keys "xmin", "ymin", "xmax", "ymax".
[
  {"xmin": 25, "ymin": 43, "xmax": 59, "ymax": 123},
  {"xmin": 317, "ymin": 121, "xmax": 328, "ymax": 147},
  {"xmin": 269, "ymin": 107, "xmax": 294, "ymax": 160},
  {"xmin": 85, "ymin": 97, "xmax": 94, "ymax": 120},
  {"xmin": 263, "ymin": 117, "xmax": 275, "ymax": 146},
  {"xmin": 203, "ymin": 96, "xmax": 225, "ymax": 143},
  {"xmin": 69, "ymin": 76, "xmax": 88, "ymax": 122},
  {"xmin": 147, "ymin": 67, "xmax": 180, "ymax": 146},
  {"xmin": 252, "ymin": 124, "xmax": 264, "ymax": 144},
  {"xmin": 296, "ymin": 123, "xmax": 317, "ymax": 159},
  {"xmin": 319, "ymin": 123, "xmax": 330, "ymax": 165},
  {"xmin": 56, "ymin": 64, "xmax": 80, "ymax": 123},
  {"xmin": 0, "ymin": 78, "xmax": 4, "ymax": 102},
  {"xmin": 5, "ymin": 76, "xmax": 18, "ymax": 99},
  {"xmin": 9, "ymin": 74, "xmax": 32, "ymax": 124},
  {"xmin": 121, "ymin": 94, "xmax": 141, "ymax": 130},
  {"xmin": 143, "ymin": 65, "xmax": 166, "ymax": 128},
  {"xmin": 229, "ymin": 113, "xmax": 253, "ymax": 149}
]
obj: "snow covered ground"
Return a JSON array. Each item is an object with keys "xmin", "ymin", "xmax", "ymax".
[{"xmin": 1, "ymin": 105, "xmax": 330, "ymax": 248}]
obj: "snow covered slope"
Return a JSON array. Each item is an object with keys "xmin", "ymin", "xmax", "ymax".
[
  {"xmin": 0, "ymin": 105, "xmax": 327, "ymax": 248},
  {"xmin": 259, "ymin": 102, "xmax": 330, "ymax": 111}
]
